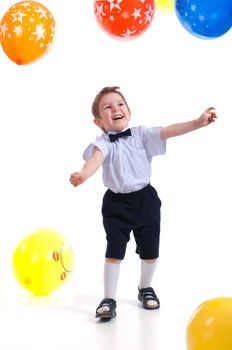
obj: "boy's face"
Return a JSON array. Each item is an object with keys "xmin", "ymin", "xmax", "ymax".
[{"xmin": 94, "ymin": 92, "xmax": 131, "ymax": 132}]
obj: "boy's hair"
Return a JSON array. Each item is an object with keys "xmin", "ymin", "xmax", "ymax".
[{"xmin": 92, "ymin": 86, "xmax": 130, "ymax": 119}]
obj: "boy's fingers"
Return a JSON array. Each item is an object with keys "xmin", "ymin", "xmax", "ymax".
[{"xmin": 206, "ymin": 106, "xmax": 215, "ymax": 112}]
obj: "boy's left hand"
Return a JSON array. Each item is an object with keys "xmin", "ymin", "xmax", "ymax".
[{"xmin": 199, "ymin": 107, "xmax": 217, "ymax": 126}]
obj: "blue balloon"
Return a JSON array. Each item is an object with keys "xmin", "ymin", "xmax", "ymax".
[{"xmin": 175, "ymin": 0, "xmax": 232, "ymax": 39}]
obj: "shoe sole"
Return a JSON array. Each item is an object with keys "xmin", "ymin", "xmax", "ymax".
[
  {"xmin": 95, "ymin": 311, "xmax": 116, "ymax": 319},
  {"xmin": 141, "ymin": 304, "xmax": 160, "ymax": 310}
]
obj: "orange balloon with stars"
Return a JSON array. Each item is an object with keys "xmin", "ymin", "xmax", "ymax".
[
  {"xmin": 0, "ymin": 1, "xmax": 55, "ymax": 65},
  {"xmin": 94, "ymin": 0, "xmax": 155, "ymax": 40}
]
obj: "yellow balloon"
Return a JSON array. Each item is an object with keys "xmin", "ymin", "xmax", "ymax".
[
  {"xmin": 186, "ymin": 298, "xmax": 232, "ymax": 350},
  {"xmin": 156, "ymin": 0, "xmax": 174, "ymax": 13},
  {"xmin": 12, "ymin": 228, "xmax": 75, "ymax": 296}
]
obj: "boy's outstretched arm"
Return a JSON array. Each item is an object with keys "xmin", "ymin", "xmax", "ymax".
[
  {"xmin": 69, "ymin": 147, "xmax": 104, "ymax": 187},
  {"xmin": 160, "ymin": 107, "xmax": 217, "ymax": 140}
]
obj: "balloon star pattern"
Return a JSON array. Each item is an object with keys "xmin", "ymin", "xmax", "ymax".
[
  {"xmin": 94, "ymin": 0, "xmax": 155, "ymax": 40},
  {"xmin": 0, "ymin": 1, "xmax": 55, "ymax": 64},
  {"xmin": 175, "ymin": 0, "xmax": 232, "ymax": 39}
]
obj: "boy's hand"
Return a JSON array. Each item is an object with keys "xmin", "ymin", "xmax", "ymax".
[
  {"xmin": 69, "ymin": 172, "xmax": 85, "ymax": 187},
  {"xmin": 199, "ymin": 107, "xmax": 217, "ymax": 126}
]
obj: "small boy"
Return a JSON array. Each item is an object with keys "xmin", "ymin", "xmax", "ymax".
[{"xmin": 70, "ymin": 86, "xmax": 217, "ymax": 319}]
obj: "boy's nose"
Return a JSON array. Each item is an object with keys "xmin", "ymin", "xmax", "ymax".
[{"xmin": 112, "ymin": 105, "xmax": 119, "ymax": 111}]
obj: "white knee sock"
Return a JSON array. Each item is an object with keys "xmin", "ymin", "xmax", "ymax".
[
  {"xmin": 97, "ymin": 261, "xmax": 120, "ymax": 314},
  {"xmin": 139, "ymin": 259, "xmax": 158, "ymax": 307},
  {"xmin": 139, "ymin": 259, "xmax": 157, "ymax": 289},
  {"xmin": 104, "ymin": 261, "xmax": 120, "ymax": 299}
]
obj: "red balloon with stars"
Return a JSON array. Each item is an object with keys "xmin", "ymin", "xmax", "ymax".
[{"xmin": 94, "ymin": 0, "xmax": 155, "ymax": 40}]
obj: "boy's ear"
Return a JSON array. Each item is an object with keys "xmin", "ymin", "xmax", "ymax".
[{"xmin": 94, "ymin": 118, "xmax": 102, "ymax": 128}]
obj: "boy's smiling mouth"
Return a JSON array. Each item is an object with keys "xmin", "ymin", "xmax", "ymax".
[{"xmin": 112, "ymin": 114, "xmax": 123, "ymax": 120}]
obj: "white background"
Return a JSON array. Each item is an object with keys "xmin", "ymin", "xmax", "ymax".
[{"xmin": 0, "ymin": 1, "xmax": 231, "ymax": 349}]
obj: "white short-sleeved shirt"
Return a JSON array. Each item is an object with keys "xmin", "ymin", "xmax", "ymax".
[{"xmin": 83, "ymin": 126, "xmax": 166, "ymax": 193}]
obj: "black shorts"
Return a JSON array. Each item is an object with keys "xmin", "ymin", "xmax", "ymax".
[{"xmin": 102, "ymin": 184, "xmax": 161, "ymax": 260}]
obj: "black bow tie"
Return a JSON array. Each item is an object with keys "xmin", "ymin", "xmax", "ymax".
[{"xmin": 109, "ymin": 128, "xmax": 131, "ymax": 142}]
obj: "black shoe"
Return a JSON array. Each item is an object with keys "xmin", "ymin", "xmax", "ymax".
[
  {"xmin": 138, "ymin": 287, "xmax": 160, "ymax": 310},
  {"xmin": 95, "ymin": 298, "xmax": 117, "ymax": 319}
]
